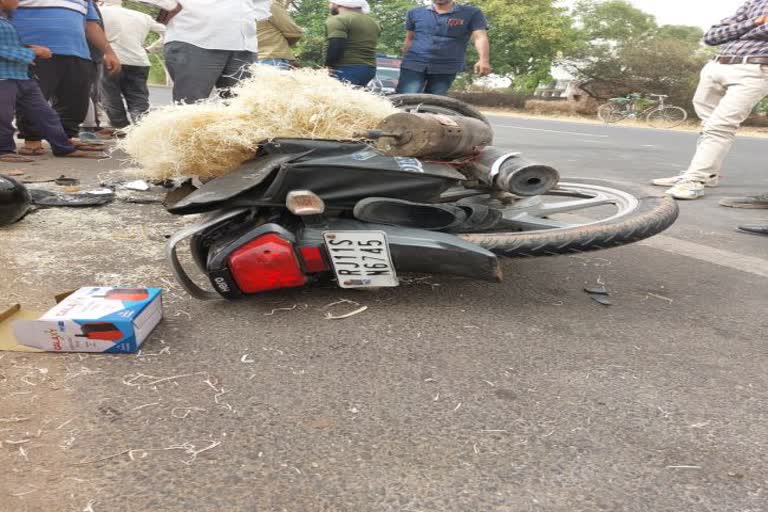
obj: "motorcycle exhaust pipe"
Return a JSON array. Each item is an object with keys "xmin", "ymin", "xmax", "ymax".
[
  {"xmin": 474, "ymin": 147, "xmax": 560, "ymax": 196},
  {"xmin": 369, "ymin": 112, "xmax": 493, "ymax": 160}
]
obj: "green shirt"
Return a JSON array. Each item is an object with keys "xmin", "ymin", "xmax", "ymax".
[{"xmin": 325, "ymin": 11, "xmax": 381, "ymax": 67}]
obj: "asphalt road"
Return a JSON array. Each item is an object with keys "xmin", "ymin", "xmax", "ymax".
[{"xmin": 0, "ymin": 95, "xmax": 766, "ymax": 512}]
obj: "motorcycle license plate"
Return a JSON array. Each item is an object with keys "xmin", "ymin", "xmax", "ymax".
[{"xmin": 323, "ymin": 231, "xmax": 399, "ymax": 288}]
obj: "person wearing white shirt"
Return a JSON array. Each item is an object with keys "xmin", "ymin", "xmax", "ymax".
[
  {"xmin": 98, "ymin": 0, "xmax": 165, "ymax": 128},
  {"xmin": 141, "ymin": 0, "xmax": 271, "ymax": 102}
]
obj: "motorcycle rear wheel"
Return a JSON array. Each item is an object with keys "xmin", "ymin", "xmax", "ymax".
[
  {"xmin": 389, "ymin": 93, "xmax": 490, "ymax": 126},
  {"xmin": 458, "ymin": 178, "xmax": 678, "ymax": 258}
]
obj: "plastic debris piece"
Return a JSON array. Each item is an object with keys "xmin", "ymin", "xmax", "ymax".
[
  {"xmin": 54, "ymin": 176, "xmax": 80, "ymax": 186},
  {"xmin": 590, "ymin": 294, "xmax": 613, "ymax": 306},
  {"xmin": 122, "ymin": 180, "xmax": 150, "ymax": 191},
  {"xmin": 28, "ymin": 188, "xmax": 114, "ymax": 207},
  {"xmin": 584, "ymin": 286, "xmax": 609, "ymax": 295}
]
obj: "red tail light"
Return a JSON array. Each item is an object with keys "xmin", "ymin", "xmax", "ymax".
[
  {"xmin": 298, "ymin": 246, "xmax": 329, "ymax": 273},
  {"xmin": 228, "ymin": 234, "xmax": 307, "ymax": 293}
]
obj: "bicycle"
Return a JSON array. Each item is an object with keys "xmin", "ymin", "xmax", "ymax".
[{"xmin": 597, "ymin": 93, "xmax": 688, "ymax": 129}]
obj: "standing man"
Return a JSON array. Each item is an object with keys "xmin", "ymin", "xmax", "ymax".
[
  {"xmin": 258, "ymin": 2, "xmax": 303, "ymax": 69},
  {"xmin": 396, "ymin": 0, "xmax": 491, "ymax": 96},
  {"xmin": 325, "ymin": 0, "xmax": 380, "ymax": 87},
  {"xmin": 145, "ymin": 0, "xmax": 271, "ymax": 103},
  {"xmin": 653, "ymin": 0, "xmax": 768, "ymax": 200},
  {"xmin": 11, "ymin": 0, "xmax": 121, "ymax": 155},
  {"xmin": 99, "ymin": 0, "xmax": 165, "ymax": 129}
]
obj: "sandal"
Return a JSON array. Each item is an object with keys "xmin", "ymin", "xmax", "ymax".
[
  {"xmin": 74, "ymin": 143, "xmax": 107, "ymax": 151},
  {"xmin": 0, "ymin": 153, "xmax": 35, "ymax": 163},
  {"xmin": 59, "ymin": 150, "xmax": 106, "ymax": 159},
  {"xmin": 17, "ymin": 147, "xmax": 46, "ymax": 156}
]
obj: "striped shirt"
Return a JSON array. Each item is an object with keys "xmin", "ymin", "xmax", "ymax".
[
  {"xmin": 0, "ymin": 15, "xmax": 35, "ymax": 80},
  {"xmin": 704, "ymin": 0, "xmax": 768, "ymax": 57}
]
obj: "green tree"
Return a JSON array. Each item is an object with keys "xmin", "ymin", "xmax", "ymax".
[
  {"xmin": 573, "ymin": 0, "xmax": 657, "ymax": 43},
  {"xmin": 471, "ymin": 0, "xmax": 580, "ymax": 89},
  {"xmin": 564, "ymin": 0, "xmax": 709, "ymax": 112}
]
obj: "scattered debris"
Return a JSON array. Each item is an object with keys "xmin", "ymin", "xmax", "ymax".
[
  {"xmin": 584, "ymin": 286, "xmax": 609, "ymax": 295},
  {"xmin": 54, "ymin": 176, "xmax": 80, "ymax": 187},
  {"xmin": 324, "ymin": 306, "xmax": 368, "ymax": 320},
  {"xmin": 647, "ymin": 292, "xmax": 674, "ymax": 303},
  {"xmin": 667, "ymin": 465, "xmax": 702, "ymax": 469},
  {"xmin": 122, "ymin": 180, "xmax": 150, "ymax": 191},
  {"xmin": 171, "ymin": 406, "xmax": 206, "ymax": 419},
  {"xmin": 122, "ymin": 372, "xmax": 202, "ymax": 387},
  {"xmin": 454, "ymin": 402, "xmax": 462, "ymax": 412},
  {"xmin": 27, "ymin": 188, "xmax": 114, "ymax": 208},
  {"xmin": 590, "ymin": 294, "xmax": 613, "ymax": 306},
  {"xmin": 7, "ymin": 170, "xmax": 25, "ymax": 177},
  {"xmin": 264, "ymin": 305, "xmax": 298, "ymax": 316}
]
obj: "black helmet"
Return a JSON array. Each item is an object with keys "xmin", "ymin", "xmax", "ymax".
[{"xmin": 0, "ymin": 175, "xmax": 31, "ymax": 226}]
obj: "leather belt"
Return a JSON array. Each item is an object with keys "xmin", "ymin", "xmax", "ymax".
[{"xmin": 715, "ymin": 56, "xmax": 768, "ymax": 65}]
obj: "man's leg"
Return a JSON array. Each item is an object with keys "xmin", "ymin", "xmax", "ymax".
[
  {"xmin": 15, "ymin": 80, "xmax": 76, "ymax": 156},
  {"xmin": 684, "ymin": 64, "xmax": 768, "ymax": 181},
  {"xmin": 651, "ymin": 62, "xmax": 724, "ymax": 188},
  {"xmin": 395, "ymin": 68, "xmax": 427, "ymax": 94},
  {"xmin": 216, "ymin": 50, "xmax": 255, "ymax": 96},
  {"xmin": 100, "ymin": 66, "xmax": 130, "ymax": 129},
  {"xmin": 0, "ymin": 81, "xmax": 19, "ymax": 155},
  {"xmin": 165, "ymin": 42, "xmax": 229, "ymax": 103},
  {"xmin": 424, "ymin": 73, "xmax": 458, "ymax": 95},
  {"xmin": 16, "ymin": 57, "xmax": 62, "ymax": 146},
  {"xmin": 52, "ymin": 56, "xmax": 94, "ymax": 139},
  {"xmin": 121, "ymin": 65, "xmax": 151, "ymax": 124}
]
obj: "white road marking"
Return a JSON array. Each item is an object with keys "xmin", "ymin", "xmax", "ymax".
[
  {"xmin": 493, "ymin": 124, "xmax": 610, "ymax": 138},
  {"xmin": 640, "ymin": 235, "xmax": 768, "ymax": 279}
]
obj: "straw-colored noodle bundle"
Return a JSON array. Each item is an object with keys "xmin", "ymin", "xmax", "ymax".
[{"xmin": 120, "ymin": 65, "xmax": 397, "ymax": 180}]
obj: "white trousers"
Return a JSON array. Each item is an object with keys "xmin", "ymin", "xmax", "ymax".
[{"xmin": 685, "ymin": 61, "xmax": 768, "ymax": 180}]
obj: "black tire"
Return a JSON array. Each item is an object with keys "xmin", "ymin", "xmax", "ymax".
[
  {"xmin": 458, "ymin": 178, "xmax": 679, "ymax": 258},
  {"xmin": 390, "ymin": 93, "xmax": 491, "ymax": 126}
]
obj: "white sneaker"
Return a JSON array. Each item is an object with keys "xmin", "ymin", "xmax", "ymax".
[
  {"xmin": 651, "ymin": 174, "xmax": 719, "ymax": 187},
  {"xmin": 665, "ymin": 180, "xmax": 705, "ymax": 200}
]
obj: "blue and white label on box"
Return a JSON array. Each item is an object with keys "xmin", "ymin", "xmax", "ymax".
[{"xmin": 12, "ymin": 287, "xmax": 163, "ymax": 353}]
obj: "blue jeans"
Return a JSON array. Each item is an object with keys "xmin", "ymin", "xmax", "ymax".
[
  {"xmin": 333, "ymin": 65, "xmax": 376, "ymax": 87},
  {"xmin": 0, "ymin": 80, "xmax": 75, "ymax": 156},
  {"xmin": 395, "ymin": 68, "xmax": 458, "ymax": 96},
  {"xmin": 258, "ymin": 58, "xmax": 292, "ymax": 70}
]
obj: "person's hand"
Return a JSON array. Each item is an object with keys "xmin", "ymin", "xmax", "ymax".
[
  {"xmin": 103, "ymin": 51, "xmax": 122, "ymax": 75},
  {"xmin": 29, "ymin": 45, "xmax": 52, "ymax": 59},
  {"xmin": 474, "ymin": 60, "xmax": 492, "ymax": 76},
  {"xmin": 755, "ymin": 15, "xmax": 768, "ymax": 25},
  {"xmin": 158, "ymin": 3, "xmax": 183, "ymax": 25}
]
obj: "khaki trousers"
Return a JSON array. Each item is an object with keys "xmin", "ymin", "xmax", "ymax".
[{"xmin": 685, "ymin": 61, "xmax": 768, "ymax": 180}]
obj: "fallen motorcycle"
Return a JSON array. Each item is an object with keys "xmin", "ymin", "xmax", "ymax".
[{"xmin": 166, "ymin": 94, "xmax": 679, "ymax": 300}]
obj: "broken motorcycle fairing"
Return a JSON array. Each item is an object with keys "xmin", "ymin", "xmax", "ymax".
[{"xmin": 168, "ymin": 139, "xmax": 465, "ymax": 214}]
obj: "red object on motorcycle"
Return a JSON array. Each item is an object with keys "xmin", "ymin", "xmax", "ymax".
[
  {"xmin": 298, "ymin": 246, "xmax": 329, "ymax": 273},
  {"xmin": 228, "ymin": 234, "xmax": 308, "ymax": 293}
]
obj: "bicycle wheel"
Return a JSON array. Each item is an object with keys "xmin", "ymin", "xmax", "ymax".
[
  {"xmin": 646, "ymin": 106, "xmax": 688, "ymax": 129},
  {"xmin": 597, "ymin": 103, "xmax": 625, "ymax": 124}
]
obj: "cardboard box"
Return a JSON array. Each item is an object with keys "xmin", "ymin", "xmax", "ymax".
[{"xmin": 1, "ymin": 287, "xmax": 163, "ymax": 353}]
